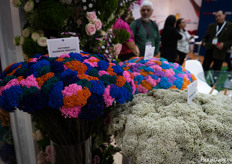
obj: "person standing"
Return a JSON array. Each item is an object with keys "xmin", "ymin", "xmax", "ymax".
[
  {"xmin": 130, "ymin": 0, "xmax": 160, "ymax": 57},
  {"xmin": 160, "ymin": 15, "xmax": 182, "ymax": 63},
  {"xmin": 176, "ymin": 18, "xmax": 194, "ymax": 65},
  {"xmin": 113, "ymin": 9, "xmax": 140, "ymax": 61},
  {"xmin": 202, "ymin": 10, "xmax": 232, "ymax": 71}
]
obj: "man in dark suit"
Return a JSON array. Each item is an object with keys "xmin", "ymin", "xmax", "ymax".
[{"xmin": 202, "ymin": 10, "xmax": 232, "ymax": 71}]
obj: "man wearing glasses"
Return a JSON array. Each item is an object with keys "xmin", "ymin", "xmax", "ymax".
[{"xmin": 130, "ymin": 0, "xmax": 160, "ymax": 57}]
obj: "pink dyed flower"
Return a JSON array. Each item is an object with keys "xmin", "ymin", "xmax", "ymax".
[
  {"xmin": 165, "ymin": 69, "xmax": 175, "ymax": 77},
  {"xmin": 59, "ymin": 54, "xmax": 70, "ymax": 58},
  {"xmin": 137, "ymin": 85, "xmax": 148, "ymax": 93},
  {"xmin": 103, "ymin": 85, "xmax": 115, "ymax": 107},
  {"xmin": 85, "ymin": 23, "xmax": 96, "ymax": 36},
  {"xmin": 86, "ymin": 12, "xmax": 97, "ymax": 22},
  {"xmin": 4, "ymin": 79, "xmax": 20, "ymax": 90},
  {"xmin": 62, "ymin": 84, "xmax": 82, "ymax": 96},
  {"xmin": 150, "ymin": 65, "xmax": 162, "ymax": 71},
  {"xmin": 60, "ymin": 106, "xmax": 82, "ymax": 118},
  {"xmin": 83, "ymin": 60, "xmax": 98, "ymax": 67},
  {"xmin": 132, "ymin": 72, "xmax": 141, "ymax": 77},
  {"xmin": 94, "ymin": 19, "xmax": 102, "ymax": 30},
  {"xmin": 20, "ymin": 74, "xmax": 40, "ymax": 89},
  {"xmin": 98, "ymin": 70, "xmax": 110, "ymax": 76},
  {"xmin": 146, "ymin": 76, "xmax": 160, "ymax": 87}
]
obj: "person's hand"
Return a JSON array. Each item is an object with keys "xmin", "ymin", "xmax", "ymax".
[
  {"xmin": 216, "ymin": 42, "xmax": 224, "ymax": 50},
  {"xmin": 135, "ymin": 47, "xmax": 140, "ymax": 57},
  {"xmin": 190, "ymin": 35, "xmax": 195, "ymax": 39},
  {"xmin": 0, "ymin": 108, "xmax": 10, "ymax": 127}
]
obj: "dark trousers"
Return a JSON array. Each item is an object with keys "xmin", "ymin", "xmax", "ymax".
[
  {"xmin": 177, "ymin": 50, "xmax": 187, "ymax": 65},
  {"xmin": 202, "ymin": 49, "xmax": 223, "ymax": 72},
  {"xmin": 225, "ymin": 53, "xmax": 232, "ymax": 71}
]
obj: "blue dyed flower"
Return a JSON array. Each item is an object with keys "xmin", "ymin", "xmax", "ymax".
[
  {"xmin": 159, "ymin": 77, "xmax": 173, "ymax": 89},
  {"xmin": 90, "ymin": 80, "xmax": 105, "ymax": 96},
  {"xmin": 48, "ymin": 81, "xmax": 64, "ymax": 109}
]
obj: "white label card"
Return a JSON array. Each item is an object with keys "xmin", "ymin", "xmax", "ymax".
[
  {"xmin": 47, "ymin": 37, "xmax": 80, "ymax": 57},
  {"xmin": 212, "ymin": 38, "xmax": 218, "ymax": 45},
  {"xmin": 187, "ymin": 80, "xmax": 197, "ymax": 104},
  {"xmin": 144, "ymin": 46, "xmax": 155, "ymax": 60}
]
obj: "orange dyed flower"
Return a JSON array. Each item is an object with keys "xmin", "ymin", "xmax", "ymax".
[
  {"xmin": 191, "ymin": 74, "xmax": 197, "ymax": 81},
  {"xmin": 107, "ymin": 65, "xmax": 117, "ymax": 76},
  {"xmin": 181, "ymin": 77, "xmax": 191, "ymax": 90},
  {"xmin": 154, "ymin": 61, "xmax": 161, "ymax": 65},
  {"xmin": 141, "ymin": 80, "xmax": 152, "ymax": 90},
  {"xmin": 56, "ymin": 58, "xmax": 65, "ymax": 62},
  {"xmin": 115, "ymin": 76, "xmax": 126, "ymax": 87},
  {"xmin": 7, "ymin": 64, "xmax": 22, "ymax": 76},
  {"xmin": 4, "ymin": 63, "xmax": 16, "ymax": 73},
  {"xmin": 169, "ymin": 85, "xmax": 177, "ymax": 89},
  {"xmin": 36, "ymin": 72, "xmax": 54, "ymax": 87},
  {"xmin": 63, "ymin": 87, "xmax": 91, "ymax": 108},
  {"xmin": 140, "ymin": 70, "xmax": 152, "ymax": 76},
  {"xmin": 17, "ymin": 76, "xmax": 24, "ymax": 82},
  {"xmin": 64, "ymin": 60, "xmax": 87, "ymax": 74},
  {"xmin": 78, "ymin": 74, "xmax": 99, "ymax": 81}
]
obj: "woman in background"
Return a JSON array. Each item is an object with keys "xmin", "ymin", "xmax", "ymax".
[
  {"xmin": 160, "ymin": 15, "xmax": 182, "ymax": 63},
  {"xmin": 113, "ymin": 9, "xmax": 139, "ymax": 61},
  {"xmin": 176, "ymin": 18, "xmax": 194, "ymax": 65}
]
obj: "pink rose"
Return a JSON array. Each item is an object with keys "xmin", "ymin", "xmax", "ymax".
[
  {"xmin": 85, "ymin": 23, "xmax": 96, "ymax": 36},
  {"xmin": 37, "ymin": 151, "xmax": 46, "ymax": 163},
  {"xmin": 94, "ymin": 19, "xmax": 102, "ymax": 30},
  {"xmin": 86, "ymin": 12, "xmax": 97, "ymax": 22},
  {"xmin": 113, "ymin": 43, "xmax": 122, "ymax": 56}
]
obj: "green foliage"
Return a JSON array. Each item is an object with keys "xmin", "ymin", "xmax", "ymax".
[
  {"xmin": 22, "ymin": 37, "xmax": 47, "ymax": 58},
  {"xmin": 113, "ymin": 29, "xmax": 130, "ymax": 44},
  {"xmin": 94, "ymin": 0, "xmax": 118, "ymax": 29},
  {"xmin": 34, "ymin": 0, "xmax": 71, "ymax": 31}
]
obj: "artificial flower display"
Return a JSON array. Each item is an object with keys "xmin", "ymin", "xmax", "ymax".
[
  {"xmin": 109, "ymin": 89, "xmax": 232, "ymax": 164},
  {"xmin": 0, "ymin": 52, "xmax": 135, "ymax": 119},
  {"xmin": 0, "ymin": 51, "xmax": 136, "ymax": 163},
  {"xmin": 119, "ymin": 57, "xmax": 197, "ymax": 93}
]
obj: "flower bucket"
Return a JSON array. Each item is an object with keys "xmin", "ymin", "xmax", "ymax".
[{"xmin": 51, "ymin": 137, "xmax": 92, "ymax": 164}]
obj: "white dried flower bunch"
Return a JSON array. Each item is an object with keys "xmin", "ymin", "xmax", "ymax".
[{"xmin": 109, "ymin": 89, "xmax": 232, "ymax": 164}]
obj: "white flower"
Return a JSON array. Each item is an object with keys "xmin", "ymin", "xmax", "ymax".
[
  {"xmin": 35, "ymin": 130, "xmax": 43, "ymax": 141},
  {"xmin": 89, "ymin": 3, "xmax": 93, "ymax": 8},
  {"xmin": 101, "ymin": 45, "xmax": 105, "ymax": 49},
  {"xmin": 109, "ymin": 89, "xmax": 232, "ymax": 163},
  {"xmin": 31, "ymin": 32, "xmax": 40, "ymax": 41},
  {"xmin": 19, "ymin": 36, "xmax": 24, "ymax": 45},
  {"xmin": 37, "ymin": 37, "xmax": 47, "ymax": 47},
  {"xmin": 24, "ymin": 0, "xmax": 34, "ymax": 13},
  {"xmin": 83, "ymin": 6, "xmax": 87, "ymax": 10},
  {"xmin": 22, "ymin": 28, "xmax": 30, "ymax": 38},
  {"xmin": 11, "ymin": 0, "xmax": 21, "ymax": 7},
  {"xmin": 82, "ymin": 0, "xmax": 86, "ymax": 2}
]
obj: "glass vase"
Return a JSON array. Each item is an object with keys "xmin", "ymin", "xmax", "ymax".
[{"xmin": 51, "ymin": 137, "xmax": 92, "ymax": 164}]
